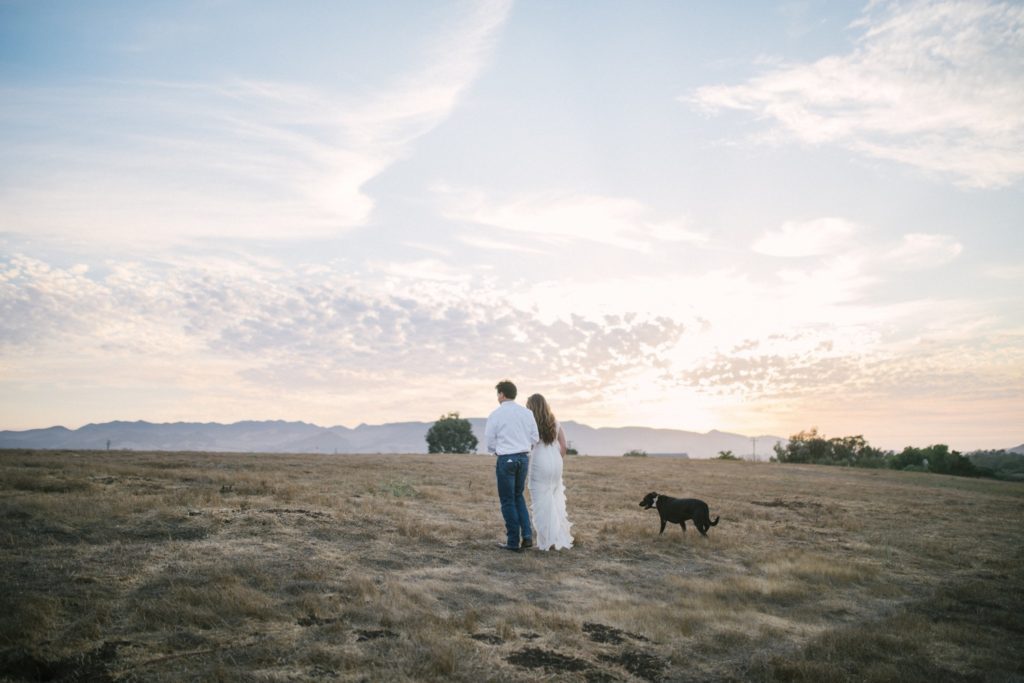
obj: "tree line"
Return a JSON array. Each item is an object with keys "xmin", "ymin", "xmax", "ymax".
[
  {"xmin": 772, "ymin": 428, "xmax": 1020, "ymax": 479},
  {"xmin": 423, "ymin": 415, "xmax": 1021, "ymax": 481}
]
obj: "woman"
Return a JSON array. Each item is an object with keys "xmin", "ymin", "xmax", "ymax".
[{"xmin": 525, "ymin": 393, "xmax": 573, "ymax": 550}]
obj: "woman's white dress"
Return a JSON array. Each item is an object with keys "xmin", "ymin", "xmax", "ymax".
[{"xmin": 528, "ymin": 428, "xmax": 573, "ymax": 550}]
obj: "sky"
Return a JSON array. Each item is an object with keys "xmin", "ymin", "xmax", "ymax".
[{"xmin": 1, "ymin": 0, "xmax": 1022, "ymax": 451}]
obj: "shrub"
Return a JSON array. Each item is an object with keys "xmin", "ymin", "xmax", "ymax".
[
  {"xmin": 774, "ymin": 429, "xmax": 986, "ymax": 478},
  {"xmin": 892, "ymin": 445, "xmax": 981, "ymax": 477},
  {"xmin": 773, "ymin": 429, "xmax": 890, "ymax": 468},
  {"xmin": 425, "ymin": 413, "xmax": 478, "ymax": 454}
]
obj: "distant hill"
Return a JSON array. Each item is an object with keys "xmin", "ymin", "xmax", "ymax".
[
  {"xmin": 0, "ymin": 419, "xmax": 786, "ymax": 459},
  {"xmin": 553, "ymin": 422, "xmax": 782, "ymax": 460}
]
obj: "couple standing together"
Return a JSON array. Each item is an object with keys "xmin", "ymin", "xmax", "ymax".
[{"xmin": 484, "ymin": 380, "xmax": 573, "ymax": 552}]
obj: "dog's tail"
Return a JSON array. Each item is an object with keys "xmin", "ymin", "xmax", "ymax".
[{"xmin": 709, "ymin": 516, "xmax": 720, "ymax": 527}]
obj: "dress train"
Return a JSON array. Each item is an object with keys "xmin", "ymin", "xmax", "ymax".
[{"xmin": 528, "ymin": 440, "xmax": 573, "ymax": 550}]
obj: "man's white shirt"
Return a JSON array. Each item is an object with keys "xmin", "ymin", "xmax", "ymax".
[{"xmin": 485, "ymin": 400, "xmax": 539, "ymax": 456}]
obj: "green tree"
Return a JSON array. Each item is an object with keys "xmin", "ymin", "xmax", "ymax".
[
  {"xmin": 829, "ymin": 435, "xmax": 890, "ymax": 468},
  {"xmin": 892, "ymin": 445, "xmax": 929, "ymax": 471},
  {"xmin": 425, "ymin": 413, "xmax": 478, "ymax": 454},
  {"xmin": 968, "ymin": 450, "xmax": 1024, "ymax": 480},
  {"xmin": 773, "ymin": 428, "xmax": 830, "ymax": 463},
  {"xmin": 717, "ymin": 450, "xmax": 738, "ymax": 460},
  {"xmin": 774, "ymin": 429, "xmax": 892, "ymax": 467},
  {"xmin": 775, "ymin": 429, "xmax": 984, "ymax": 479},
  {"xmin": 623, "ymin": 449, "xmax": 648, "ymax": 457},
  {"xmin": 893, "ymin": 444, "xmax": 980, "ymax": 477}
]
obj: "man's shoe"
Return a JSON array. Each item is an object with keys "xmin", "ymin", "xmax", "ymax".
[
  {"xmin": 496, "ymin": 542, "xmax": 521, "ymax": 552},
  {"xmin": 520, "ymin": 538, "xmax": 534, "ymax": 549}
]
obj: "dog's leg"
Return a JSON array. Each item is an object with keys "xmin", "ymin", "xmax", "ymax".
[
  {"xmin": 678, "ymin": 522, "xmax": 686, "ymax": 533},
  {"xmin": 659, "ymin": 518, "xmax": 667, "ymax": 535}
]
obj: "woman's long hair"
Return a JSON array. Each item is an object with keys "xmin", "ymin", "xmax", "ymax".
[{"xmin": 527, "ymin": 393, "xmax": 557, "ymax": 445}]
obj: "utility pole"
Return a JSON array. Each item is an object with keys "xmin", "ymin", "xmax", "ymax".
[{"xmin": 751, "ymin": 437, "xmax": 757, "ymax": 462}]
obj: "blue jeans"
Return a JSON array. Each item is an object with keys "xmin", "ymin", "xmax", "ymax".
[{"xmin": 495, "ymin": 453, "xmax": 532, "ymax": 547}]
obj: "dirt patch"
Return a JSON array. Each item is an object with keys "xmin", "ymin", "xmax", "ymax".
[
  {"xmin": 166, "ymin": 630, "xmax": 209, "ymax": 650},
  {"xmin": 262, "ymin": 508, "xmax": 331, "ymax": 519},
  {"xmin": 470, "ymin": 633, "xmax": 504, "ymax": 645},
  {"xmin": 598, "ymin": 649, "xmax": 667, "ymax": 681},
  {"xmin": 0, "ymin": 640, "xmax": 127, "ymax": 682},
  {"xmin": 583, "ymin": 622, "xmax": 651, "ymax": 645},
  {"xmin": 584, "ymin": 670, "xmax": 623, "ymax": 683},
  {"xmin": 355, "ymin": 629, "xmax": 398, "ymax": 642},
  {"xmin": 584, "ymin": 622, "xmax": 626, "ymax": 644},
  {"xmin": 297, "ymin": 615, "xmax": 342, "ymax": 627},
  {"xmin": 507, "ymin": 647, "xmax": 590, "ymax": 673},
  {"xmin": 127, "ymin": 517, "xmax": 211, "ymax": 542}
]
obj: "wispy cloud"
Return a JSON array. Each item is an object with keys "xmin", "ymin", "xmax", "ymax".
[
  {"xmin": 689, "ymin": 0, "xmax": 1024, "ymax": 188},
  {"xmin": 0, "ymin": 0, "xmax": 512, "ymax": 243},
  {"xmin": 883, "ymin": 233, "xmax": 963, "ymax": 268},
  {"xmin": 341, "ymin": 0, "xmax": 512, "ymax": 144},
  {"xmin": 752, "ymin": 217, "xmax": 860, "ymax": 257},
  {"xmin": 458, "ymin": 234, "xmax": 547, "ymax": 254},
  {"xmin": 437, "ymin": 187, "xmax": 708, "ymax": 251}
]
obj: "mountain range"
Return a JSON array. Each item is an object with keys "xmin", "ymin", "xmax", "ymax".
[{"xmin": 0, "ymin": 419, "xmax": 788, "ymax": 459}]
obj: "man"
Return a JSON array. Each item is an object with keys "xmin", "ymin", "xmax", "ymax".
[{"xmin": 484, "ymin": 379, "xmax": 539, "ymax": 551}]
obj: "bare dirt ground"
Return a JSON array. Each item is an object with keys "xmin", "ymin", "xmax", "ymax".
[{"xmin": 1, "ymin": 450, "xmax": 1022, "ymax": 682}]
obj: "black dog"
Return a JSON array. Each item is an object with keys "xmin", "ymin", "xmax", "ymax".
[{"xmin": 639, "ymin": 492, "xmax": 719, "ymax": 536}]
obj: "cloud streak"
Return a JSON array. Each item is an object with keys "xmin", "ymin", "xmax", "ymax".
[
  {"xmin": 0, "ymin": 0, "xmax": 512, "ymax": 243},
  {"xmin": 690, "ymin": 0, "xmax": 1024, "ymax": 188},
  {"xmin": 753, "ymin": 217, "xmax": 860, "ymax": 257},
  {"xmin": 883, "ymin": 233, "xmax": 963, "ymax": 268},
  {"xmin": 438, "ymin": 188, "xmax": 707, "ymax": 251}
]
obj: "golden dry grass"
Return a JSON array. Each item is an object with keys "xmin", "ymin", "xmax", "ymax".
[{"xmin": 1, "ymin": 450, "xmax": 1022, "ymax": 682}]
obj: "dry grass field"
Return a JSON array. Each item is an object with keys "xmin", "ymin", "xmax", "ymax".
[{"xmin": 1, "ymin": 450, "xmax": 1022, "ymax": 682}]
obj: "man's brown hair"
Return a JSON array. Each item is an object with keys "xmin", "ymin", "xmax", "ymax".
[{"xmin": 495, "ymin": 380, "xmax": 517, "ymax": 400}]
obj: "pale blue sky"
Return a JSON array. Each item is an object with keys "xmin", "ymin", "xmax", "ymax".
[{"xmin": 1, "ymin": 0, "xmax": 1022, "ymax": 450}]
